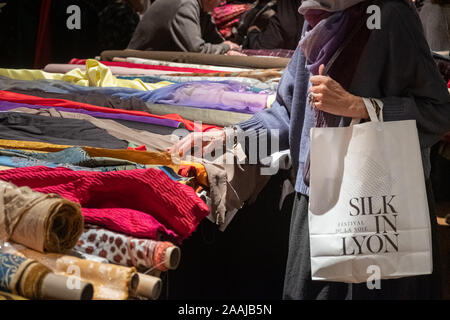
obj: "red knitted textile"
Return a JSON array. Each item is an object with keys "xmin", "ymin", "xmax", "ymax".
[
  {"xmin": 0, "ymin": 166, "xmax": 210, "ymax": 241},
  {"xmin": 0, "ymin": 90, "xmax": 219, "ymax": 132}
]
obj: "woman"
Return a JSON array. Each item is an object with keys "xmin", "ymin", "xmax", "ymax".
[{"xmin": 171, "ymin": 0, "xmax": 450, "ymax": 299}]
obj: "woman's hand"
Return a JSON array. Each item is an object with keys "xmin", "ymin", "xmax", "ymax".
[
  {"xmin": 225, "ymin": 50, "xmax": 247, "ymax": 56},
  {"xmin": 223, "ymin": 41, "xmax": 241, "ymax": 51},
  {"xmin": 168, "ymin": 129, "xmax": 226, "ymax": 159},
  {"xmin": 309, "ymin": 64, "xmax": 369, "ymax": 119}
]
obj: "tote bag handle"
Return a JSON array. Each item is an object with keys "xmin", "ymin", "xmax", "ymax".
[{"xmin": 350, "ymin": 98, "xmax": 383, "ymax": 126}]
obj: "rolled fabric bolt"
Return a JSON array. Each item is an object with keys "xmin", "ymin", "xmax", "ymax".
[
  {"xmin": 164, "ymin": 246, "xmax": 181, "ymax": 270},
  {"xmin": 40, "ymin": 273, "xmax": 94, "ymax": 300},
  {"xmin": 4, "ymin": 243, "xmax": 138, "ymax": 300},
  {"xmin": 0, "ymin": 180, "xmax": 83, "ymax": 253},
  {"xmin": 75, "ymin": 226, "xmax": 181, "ymax": 271},
  {"xmin": 0, "ymin": 291, "xmax": 27, "ymax": 300},
  {"xmin": 136, "ymin": 273, "xmax": 162, "ymax": 300},
  {"xmin": 0, "ymin": 251, "xmax": 92, "ymax": 300}
]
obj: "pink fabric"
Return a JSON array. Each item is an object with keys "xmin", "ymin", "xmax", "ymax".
[{"xmin": 0, "ymin": 166, "xmax": 210, "ymax": 241}]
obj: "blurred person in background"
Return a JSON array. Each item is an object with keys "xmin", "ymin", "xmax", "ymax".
[
  {"xmin": 419, "ymin": 0, "xmax": 450, "ymax": 51},
  {"xmin": 128, "ymin": 0, "xmax": 240, "ymax": 54},
  {"xmin": 244, "ymin": 0, "xmax": 304, "ymax": 50}
]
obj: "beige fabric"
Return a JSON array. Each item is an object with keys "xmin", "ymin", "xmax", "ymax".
[
  {"xmin": 101, "ymin": 49, "xmax": 290, "ymax": 69},
  {"xmin": 0, "ymin": 180, "xmax": 83, "ymax": 253},
  {"xmin": 145, "ymin": 103, "xmax": 252, "ymax": 127}
]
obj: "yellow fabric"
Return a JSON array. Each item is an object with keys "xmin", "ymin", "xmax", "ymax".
[
  {"xmin": 267, "ymin": 94, "xmax": 276, "ymax": 108},
  {"xmin": 180, "ymin": 161, "xmax": 208, "ymax": 187},
  {"xmin": 0, "ymin": 59, "xmax": 172, "ymax": 91},
  {"xmin": 0, "ymin": 139, "xmax": 175, "ymax": 168},
  {"xmin": 0, "ymin": 140, "xmax": 209, "ymax": 185}
]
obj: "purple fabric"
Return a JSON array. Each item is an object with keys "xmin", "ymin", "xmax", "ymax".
[
  {"xmin": 299, "ymin": 11, "xmax": 350, "ymax": 75},
  {"xmin": 0, "ymin": 100, "xmax": 182, "ymax": 128},
  {"xmin": 146, "ymin": 81, "xmax": 269, "ymax": 114}
]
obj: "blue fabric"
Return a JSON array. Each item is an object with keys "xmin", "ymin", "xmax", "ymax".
[
  {"xmin": 0, "ymin": 148, "xmax": 189, "ymax": 182},
  {"xmin": 0, "ymin": 252, "xmax": 28, "ymax": 293}
]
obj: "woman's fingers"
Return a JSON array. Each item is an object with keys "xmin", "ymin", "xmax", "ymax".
[
  {"xmin": 318, "ymin": 64, "xmax": 325, "ymax": 76},
  {"xmin": 309, "ymin": 75, "xmax": 329, "ymax": 86}
]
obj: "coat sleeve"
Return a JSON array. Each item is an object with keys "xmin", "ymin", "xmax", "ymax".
[
  {"xmin": 369, "ymin": 2, "xmax": 450, "ymax": 149},
  {"xmin": 245, "ymin": 13, "xmax": 285, "ymax": 50},
  {"xmin": 170, "ymin": 2, "xmax": 230, "ymax": 54}
]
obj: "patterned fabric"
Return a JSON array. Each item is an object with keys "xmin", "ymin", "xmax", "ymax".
[
  {"xmin": 75, "ymin": 225, "xmax": 176, "ymax": 271},
  {"xmin": 242, "ymin": 49, "xmax": 295, "ymax": 58},
  {"xmin": 0, "ymin": 252, "xmax": 29, "ymax": 293},
  {"xmin": 213, "ymin": 3, "xmax": 252, "ymax": 39}
]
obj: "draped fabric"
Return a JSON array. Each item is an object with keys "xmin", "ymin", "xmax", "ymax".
[
  {"xmin": 0, "ymin": 59, "xmax": 172, "ymax": 91},
  {"xmin": 0, "ymin": 100, "xmax": 182, "ymax": 128},
  {"xmin": 0, "ymin": 90, "xmax": 218, "ymax": 131}
]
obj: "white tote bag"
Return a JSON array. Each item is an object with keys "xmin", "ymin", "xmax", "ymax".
[{"xmin": 308, "ymin": 99, "xmax": 433, "ymax": 283}]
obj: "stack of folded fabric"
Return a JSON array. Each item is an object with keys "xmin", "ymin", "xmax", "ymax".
[
  {"xmin": 0, "ymin": 48, "xmax": 291, "ymax": 299},
  {"xmin": 213, "ymin": 1, "xmax": 253, "ymax": 39}
]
